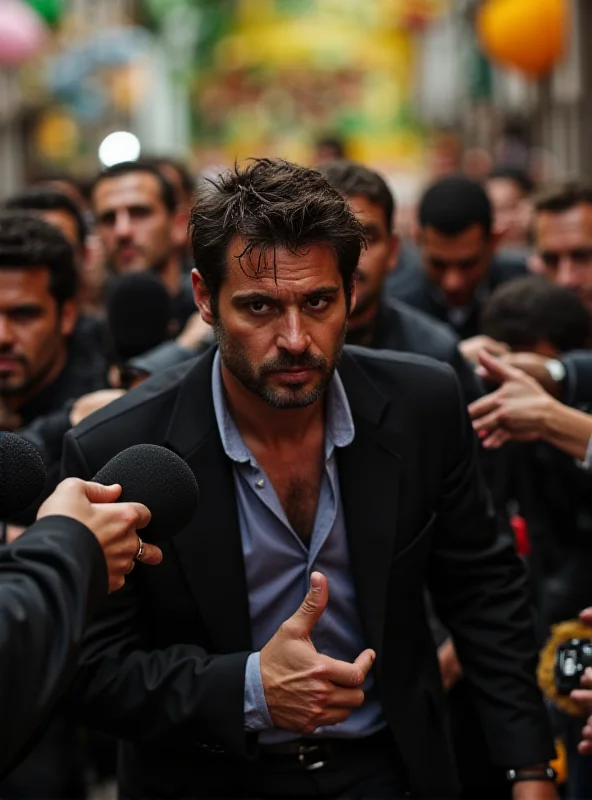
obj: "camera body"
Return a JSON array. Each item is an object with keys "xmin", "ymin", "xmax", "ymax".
[{"xmin": 555, "ymin": 638, "xmax": 592, "ymax": 694}]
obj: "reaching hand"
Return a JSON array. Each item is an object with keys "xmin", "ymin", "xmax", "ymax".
[
  {"xmin": 260, "ymin": 572, "xmax": 375, "ymax": 734},
  {"xmin": 37, "ymin": 478, "xmax": 162, "ymax": 593},
  {"xmin": 468, "ymin": 351, "xmax": 555, "ymax": 448},
  {"xmin": 459, "ymin": 335, "xmax": 509, "ymax": 366},
  {"xmin": 476, "ymin": 351, "xmax": 563, "ymax": 398}
]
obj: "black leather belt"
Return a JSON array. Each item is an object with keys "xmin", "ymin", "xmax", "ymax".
[{"xmin": 259, "ymin": 728, "xmax": 391, "ymax": 771}]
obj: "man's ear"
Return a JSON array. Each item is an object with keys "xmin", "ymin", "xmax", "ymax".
[
  {"xmin": 386, "ymin": 233, "xmax": 400, "ymax": 273},
  {"xmin": 192, "ymin": 269, "xmax": 215, "ymax": 324},
  {"xmin": 59, "ymin": 299, "xmax": 78, "ymax": 337}
]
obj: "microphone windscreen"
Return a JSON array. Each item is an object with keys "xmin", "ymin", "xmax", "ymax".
[
  {"xmin": 92, "ymin": 444, "xmax": 199, "ymax": 542},
  {"xmin": 107, "ymin": 273, "xmax": 172, "ymax": 361},
  {"xmin": 0, "ymin": 433, "xmax": 46, "ymax": 519}
]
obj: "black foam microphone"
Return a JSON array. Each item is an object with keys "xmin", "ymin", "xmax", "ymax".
[
  {"xmin": 107, "ymin": 273, "xmax": 173, "ymax": 362},
  {"xmin": 92, "ymin": 444, "xmax": 199, "ymax": 542},
  {"xmin": 0, "ymin": 433, "xmax": 46, "ymax": 519}
]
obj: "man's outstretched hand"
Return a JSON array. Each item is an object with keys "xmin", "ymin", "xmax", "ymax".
[{"xmin": 260, "ymin": 572, "xmax": 375, "ymax": 734}]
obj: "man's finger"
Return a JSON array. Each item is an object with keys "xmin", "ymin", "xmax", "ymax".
[
  {"xmin": 579, "ymin": 740, "xmax": 592, "ymax": 756},
  {"xmin": 468, "ymin": 392, "xmax": 502, "ymax": 420},
  {"xmin": 326, "ymin": 687, "xmax": 365, "ymax": 709},
  {"xmin": 477, "ymin": 350, "xmax": 523, "ymax": 385},
  {"xmin": 353, "ymin": 648, "xmax": 376, "ymax": 679},
  {"xmin": 472, "ymin": 408, "xmax": 503, "ymax": 433},
  {"xmin": 286, "ymin": 572, "xmax": 328, "ymax": 637},
  {"xmin": 579, "ymin": 608, "xmax": 592, "ymax": 625},
  {"xmin": 84, "ymin": 482, "xmax": 122, "ymax": 503},
  {"xmin": 323, "ymin": 649, "xmax": 375, "ymax": 688},
  {"xmin": 123, "ymin": 502, "xmax": 152, "ymax": 530},
  {"xmin": 570, "ymin": 689, "xmax": 592, "ymax": 710},
  {"xmin": 481, "ymin": 429, "xmax": 511, "ymax": 449},
  {"xmin": 137, "ymin": 543, "xmax": 163, "ymax": 566}
]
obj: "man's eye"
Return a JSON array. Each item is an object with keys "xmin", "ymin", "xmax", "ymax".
[
  {"xmin": 249, "ymin": 301, "xmax": 270, "ymax": 314},
  {"xmin": 306, "ymin": 297, "xmax": 330, "ymax": 311}
]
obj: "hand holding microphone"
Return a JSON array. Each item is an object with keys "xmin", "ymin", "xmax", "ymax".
[
  {"xmin": 260, "ymin": 571, "xmax": 375, "ymax": 734},
  {"xmin": 37, "ymin": 480, "xmax": 160, "ymax": 593},
  {"xmin": 1, "ymin": 433, "xmax": 199, "ymax": 593}
]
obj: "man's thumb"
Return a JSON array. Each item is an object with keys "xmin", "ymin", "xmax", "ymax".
[
  {"xmin": 288, "ymin": 572, "xmax": 328, "ymax": 637},
  {"xmin": 84, "ymin": 481, "xmax": 122, "ymax": 504}
]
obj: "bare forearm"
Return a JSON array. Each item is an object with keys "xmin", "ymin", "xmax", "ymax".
[{"xmin": 541, "ymin": 400, "xmax": 592, "ymax": 460}]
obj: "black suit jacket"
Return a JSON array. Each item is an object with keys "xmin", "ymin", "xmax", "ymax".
[
  {"xmin": 0, "ymin": 516, "xmax": 106, "ymax": 776},
  {"xmin": 62, "ymin": 347, "xmax": 554, "ymax": 799},
  {"xmin": 389, "ymin": 254, "xmax": 528, "ymax": 340}
]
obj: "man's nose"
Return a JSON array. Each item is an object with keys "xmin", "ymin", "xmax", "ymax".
[
  {"xmin": 556, "ymin": 257, "xmax": 583, "ymax": 289},
  {"xmin": 276, "ymin": 309, "xmax": 311, "ymax": 354},
  {"xmin": 114, "ymin": 211, "xmax": 133, "ymax": 239},
  {"xmin": 0, "ymin": 316, "xmax": 15, "ymax": 347},
  {"xmin": 441, "ymin": 267, "xmax": 465, "ymax": 295}
]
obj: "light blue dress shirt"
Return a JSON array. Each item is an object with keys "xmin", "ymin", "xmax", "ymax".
[{"xmin": 211, "ymin": 351, "xmax": 385, "ymax": 743}]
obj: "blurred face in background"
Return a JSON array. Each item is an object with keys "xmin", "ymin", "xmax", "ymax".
[
  {"xmin": 487, "ymin": 177, "xmax": 532, "ymax": 248},
  {"xmin": 93, "ymin": 172, "xmax": 184, "ymax": 276},
  {"xmin": 345, "ymin": 194, "xmax": 397, "ymax": 329},
  {"xmin": 535, "ymin": 203, "xmax": 592, "ymax": 312},
  {"xmin": 420, "ymin": 223, "xmax": 493, "ymax": 307},
  {"xmin": 0, "ymin": 267, "xmax": 76, "ymax": 403}
]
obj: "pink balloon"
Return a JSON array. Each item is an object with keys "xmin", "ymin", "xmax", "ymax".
[{"xmin": 0, "ymin": 0, "xmax": 46, "ymax": 67}]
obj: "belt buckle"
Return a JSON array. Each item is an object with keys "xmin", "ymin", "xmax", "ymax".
[{"xmin": 298, "ymin": 743, "xmax": 325, "ymax": 771}]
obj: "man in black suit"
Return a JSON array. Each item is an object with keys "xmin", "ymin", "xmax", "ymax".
[
  {"xmin": 0, "ymin": 477, "xmax": 157, "ymax": 778},
  {"xmin": 63, "ymin": 159, "xmax": 555, "ymax": 799},
  {"xmin": 390, "ymin": 176, "xmax": 527, "ymax": 346},
  {"xmin": 318, "ymin": 160, "xmax": 480, "ymax": 403}
]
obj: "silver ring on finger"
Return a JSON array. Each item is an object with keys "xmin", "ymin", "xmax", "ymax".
[
  {"xmin": 126, "ymin": 561, "xmax": 135, "ymax": 575},
  {"xmin": 134, "ymin": 536, "xmax": 145, "ymax": 561}
]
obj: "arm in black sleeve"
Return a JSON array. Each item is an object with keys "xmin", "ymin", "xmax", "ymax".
[
  {"xmin": 0, "ymin": 515, "xmax": 107, "ymax": 776},
  {"xmin": 449, "ymin": 345, "xmax": 484, "ymax": 405},
  {"xmin": 561, "ymin": 351, "xmax": 592, "ymax": 406},
  {"xmin": 427, "ymin": 372, "xmax": 555, "ymax": 768},
  {"xmin": 61, "ymin": 430, "xmax": 253, "ymax": 758}
]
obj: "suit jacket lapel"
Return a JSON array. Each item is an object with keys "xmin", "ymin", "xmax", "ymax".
[
  {"xmin": 337, "ymin": 352, "xmax": 402, "ymax": 664},
  {"xmin": 165, "ymin": 350, "xmax": 252, "ymax": 652}
]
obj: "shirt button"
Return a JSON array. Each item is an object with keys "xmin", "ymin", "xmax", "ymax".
[{"xmin": 255, "ymin": 479, "xmax": 265, "ymax": 489}]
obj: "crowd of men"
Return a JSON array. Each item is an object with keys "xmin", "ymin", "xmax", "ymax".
[{"xmin": 3, "ymin": 146, "xmax": 592, "ymax": 800}]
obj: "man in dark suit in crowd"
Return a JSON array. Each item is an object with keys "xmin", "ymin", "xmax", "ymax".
[
  {"xmin": 390, "ymin": 176, "xmax": 527, "ymax": 348},
  {"xmin": 63, "ymin": 159, "xmax": 555, "ymax": 799},
  {"xmin": 319, "ymin": 160, "xmax": 480, "ymax": 403},
  {"xmin": 0, "ymin": 477, "xmax": 158, "ymax": 779},
  {"xmin": 91, "ymin": 161, "xmax": 195, "ymax": 332}
]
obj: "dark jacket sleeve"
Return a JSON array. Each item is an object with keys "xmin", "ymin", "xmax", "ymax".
[
  {"xmin": 0, "ymin": 515, "xmax": 107, "ymax": 776},
  {"xmin": 427, "ymin": 374, "xmax": 555, "ymax": 768},
  {"xmin": 61, "ymin": 431, "xmax": 252, "ymax": 759},
  {"xmin": 561, "ymin": 350, "xmax": 592, "ymax": 406}
]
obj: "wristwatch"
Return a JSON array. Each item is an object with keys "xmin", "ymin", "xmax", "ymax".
[
  {"xmin": 545, "ymin": 358, "xmax": 566, "ymax": 385},
  {"xmin": 506, "ymin": 765, "xmax": 556, "ymax": 783}
]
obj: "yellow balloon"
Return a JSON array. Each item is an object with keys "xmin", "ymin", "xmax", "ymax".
[{"xmin": 477, "ymin": 0, "xmax": 568, "ymax": 77}]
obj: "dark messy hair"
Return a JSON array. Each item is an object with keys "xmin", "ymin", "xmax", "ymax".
[
  {"xmin": 0, "ymin": 211, "xmax": 78, "ymax": 305},
  {"xmin": 419, "ymin": 175, "xmax": 493, "ymax": 238},
  {"xmin": 319, "ymin": 159, "xmax": 396, "ymax": 231},
  {"xmin": 189, "ymin": 158, "xmax": 365, "ymax": 313},
  {"xmin": 534, "ymin": 180, "xmax": 592, "ymax": 215},
  {"xmin": 482, "ymin": 276, "xmax": 592, "ymax": 353},
  {"xmin": 91, "ymin": 160, "xmax": 177, "ymax": 213},
  {"xmin": 5, "ymin": 187, "xmax": 88, "ymax": 247}
]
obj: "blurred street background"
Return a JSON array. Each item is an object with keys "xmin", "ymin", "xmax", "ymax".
[{"xmin": 0, "ymin": 0, "xmax": 579, "ymax": 210}]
